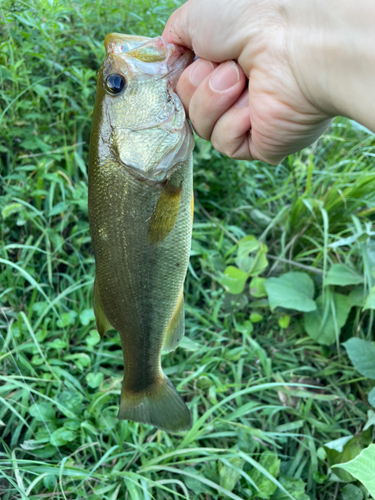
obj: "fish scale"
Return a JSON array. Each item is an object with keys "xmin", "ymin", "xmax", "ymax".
[{"xmin": 88, "ymin": 33, "xmax": 194, "ymax": 432}]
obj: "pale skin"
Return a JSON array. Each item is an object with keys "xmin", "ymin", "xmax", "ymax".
[{"xmin": 163, "ymin": 0, "xmax": 375, "ymax": 165}]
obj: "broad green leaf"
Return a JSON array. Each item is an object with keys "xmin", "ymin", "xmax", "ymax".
[
  {"xmin": 57, "ymin": 391, "xmax": 82, "ymax": 416},
  {"xmin": 238, "ymin": 235, "xmax": 259, "ymax": 258},
  {"xmin": 80, "ymin": 308, "xmax": 95, "ymax": 326},
  {"xmin": 271, "ymin": 475, "xmax": 309, "ymax": 500},
  {"xmin": 236, "ymin": 321, "xmax": 254, "ymax": 335},
  {"xmin": 264, "ymin": 272, "xmax": 316, "ymax": 312},
  {"xmin": 369, "ymin": 388, "xmax": 375, "ymax": 407},
  {"xmin": 342, "ymin": 484, "xmax": 363, "ymax": 500},
  {"xmin": 343, "ymin": 338, "xmax": 375, "ymax": 379},
  {"xmin": 250, "ymin": 277, "xmax": 268, "ymax": 298},
  {"xmin": 64, "ymin": 353, "xmax": 91, "ymax": 370},
  {"xmin": 64, "ymin": 419, "xmax": 80, "ymax": 430},
  {"xmin": 86, "ymin": 330, "xmax": 101, "ymax": 347},
  {"xmin": 325, "ymin": 435, "xmax": 354, "ymax": 453},
  {"xmin": 48, "ymin": 201, "xmax": 68, "ymax": 217},
  {"xmin": 325, "ymin": 435, "xmax": 362, "ymax": 482},
  {"xmin": 248, "ymin": 244, "xmax": 268, "ymax": 277},
  {"xmin": 86, "ymin": 372, "xmax": 104, "ymax": 388},
  {"xmin": 219, "ymin": 458, "xmax": 245, "ymax": 492},
  {"xmin": 33, "ymin": 301, "xmax": 48, "ymax": 315},
  {"xmin": 249, "ymin": 451, "xmax": 280, "ymax": 499},
  {"xmin": 249, "ymin": 209, "xmax": 272, "ymax": 228},
  {"xmin": 236, "ymin": 236, "xmax": 268, "ymax": 276},
  {"xmin": 250, "ymin": 312, "xmax": 263, "ymax": 323},
  {"xmin": 50, "ymin": 427, "xmax": 76, "ymax": 447},
  {"xmin": 57, "ymin": 312, "xmax": 74, "ymax": 328},
  {"xmin": 364, "ymin": 286, "xmax": 375, "ymax": 310},
  {"xmin": 325, "ymin": 264, "xmax": 364, "ymax": 286},
  {"xmin": 364, "ymin": 410, "xmax": 375, "ymax": 431},
  {"xmin": 43, "ymin": 474, "xmax": 57, "ymax": 490},
  {"xmin": 278, "ymin": 315, "xmax": 290, "ymax": 329},
  {"xmin": 333, "ymin": 444, "xmax": 375, "ymax": 497},
  {"xmin": 222, "ymin": 266, "xmax": 248, "ymax": 295},
  {"xmin": 29, "ymin": 402, "xmax": 56, "ymax": 422},
  {"xmin": 21, "ymin": 136, "xmax": 51, "ymax": 153},
  {"xmin": 32, "ymin": 445, "xmax": 58, "ymax": 459},
  {"xmin": 183, "ymin": 467, "xmax": 215, "ymax": 496},
  {"xmin": 48, "ymin": 339, "xmax": 67, "ymax": 350},
  {"xmin": 349, "ymin": 287, "xmax": 367, "ymax": 307},
  {"xmin": 304, "ymin": 292, "xmax": 351, "ymax": 345}
]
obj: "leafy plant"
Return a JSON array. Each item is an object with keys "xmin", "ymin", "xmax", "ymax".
[{"xmin": 1, "ymin": 0, "xmax": 375, "ymax": 499}]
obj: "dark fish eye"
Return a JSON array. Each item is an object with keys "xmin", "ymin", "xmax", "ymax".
[{"xmin": 105, "ymin": 73, "xmax": 126, "ymax": 95}]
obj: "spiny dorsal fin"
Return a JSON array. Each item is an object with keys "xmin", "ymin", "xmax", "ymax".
[
  {"xmin": 93, "ymin": 279, "xmax": 113, "ymax": 338},
  {"xmin": 163, "ymin": 288, "xmax": 184, "ymax": 352},
  {"xmin": 148, "ymin": 182, "xmax": 182, "ymax": 244}
]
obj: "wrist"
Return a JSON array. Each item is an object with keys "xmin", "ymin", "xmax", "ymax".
[{"xmin": 286, "ymin": 0, "xmax": 375, "ymax": 129}]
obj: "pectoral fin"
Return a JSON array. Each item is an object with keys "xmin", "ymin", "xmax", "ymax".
[
  {"xmin": 93, "ymin": 279, "xmax": 113, "ymax": 338},
  {"xmin": 163, "ymin": 288, "xmax": 185, "ymax": 352},
  {"xmin": 148, "ymin": 182, "xmax": 182, "ymax": 244},
  {"xmin": 191, "ymin": 190, "xmax": 194, "ymax": 226}
]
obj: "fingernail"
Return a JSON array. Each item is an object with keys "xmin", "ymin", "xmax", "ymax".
[
  {"xmin": 190, "ymin": 58, "xmax": 215, "ymax": 87},
  {"xmin": 209, "ymin": 60, "xmax": 240, "ymax": 92},
  {"xmin": 236, "ymin": 89, "xmax": 249, "ymax": 108}
]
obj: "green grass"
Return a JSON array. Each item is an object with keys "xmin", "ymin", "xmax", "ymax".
[{"xmin": 1, "ymin": 0, "xmax": 375, "ymax": 499}]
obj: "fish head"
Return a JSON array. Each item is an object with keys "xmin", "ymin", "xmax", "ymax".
[{"xmin": 94, "ymin": 34, "xmax": 194, "ymax": 181}]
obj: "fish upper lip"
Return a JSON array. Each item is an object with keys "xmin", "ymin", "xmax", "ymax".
[{"xmin": 104, "ymin": 34, "xmax": 194, "ymax": 87}]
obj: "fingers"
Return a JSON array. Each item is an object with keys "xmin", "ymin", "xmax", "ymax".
[
  {"xmin": 210, "ymin": 89, "xmax": 252, "ymax": 160},
  {"xmin": 176, "ymin": 58, "xmax": 218, "ymax": 110},
  {"xmin": 177, "ymin": 59, "xmax": 247, "ymax": 142},
  {"xmin": 163, "ymin": 2, "xmax": 193, "ymax": 49},
  {"xmin": 176, "ymin": 58, "xmax": 288, "ymax": 163},
  {"xmin": 163, "ymin": 0, "xmax": 243, "ymax": 61}
]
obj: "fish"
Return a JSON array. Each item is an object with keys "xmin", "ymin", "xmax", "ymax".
[{"xmin": 88, "ymin": 33, "xmax": 195, "ymax": 433}]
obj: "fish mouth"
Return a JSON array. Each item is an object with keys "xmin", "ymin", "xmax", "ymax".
[{"xmin": 104, "ymin": 33, "xmax": 193, "ymax": 87}]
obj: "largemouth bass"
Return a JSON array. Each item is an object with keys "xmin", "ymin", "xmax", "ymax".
[{"xmin": 88, "ymin": 34, "xmax": 194, "ymax": 433}]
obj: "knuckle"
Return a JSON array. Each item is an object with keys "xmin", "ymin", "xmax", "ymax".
[{"xmin": 211, "ymin": 136, "xmax": 240, "ymax": 159}]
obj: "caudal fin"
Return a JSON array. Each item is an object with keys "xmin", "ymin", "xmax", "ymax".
[{"xmin": 118, "ymin": 375, "xmax": 191, "ymax": 433}]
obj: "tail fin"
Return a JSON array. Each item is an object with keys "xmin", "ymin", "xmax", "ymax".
[{"xmin": 118, "ymin": 375, "xmax": 191, "ymax": 433}]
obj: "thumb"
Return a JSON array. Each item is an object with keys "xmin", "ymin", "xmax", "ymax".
[{"xmin": 163, "ymin": 1, "xmax": 193, "ymax": 49}]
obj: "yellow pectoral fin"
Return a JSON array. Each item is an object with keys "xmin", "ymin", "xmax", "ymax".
[
  {"xmin": 148, "ymin": 182, "xmax": 182, "ymax": 244},
  {"xmin": 191, "ymin": 190, "xmax": 194, "ymax": 226},
  {"xmin": 93, "ymin": 279, "xmax": 113, "ymax": 338},
  {"xmin": 163, "ymin": 288, "xmax": 185, "ymax": 352}
]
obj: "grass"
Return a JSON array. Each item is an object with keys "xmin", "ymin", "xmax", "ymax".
[{"xmin": 1, "ymin": 0, "xmax": 375, "ymax": 499}]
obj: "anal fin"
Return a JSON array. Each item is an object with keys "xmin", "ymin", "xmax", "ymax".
[
  {"xmin": 93, "ymin": 278, "xmax": 113, "ymax": 338},
  {"xmin": 163, "ymin": 288, "xmax": 185, "ymax": 352}
]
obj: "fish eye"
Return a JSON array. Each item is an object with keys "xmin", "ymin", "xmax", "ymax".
[{"xmin": 105, "ymin": 73, "xmax": 126, "ymax": 95}]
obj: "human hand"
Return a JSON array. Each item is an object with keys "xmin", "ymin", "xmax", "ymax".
[{"xmin": 163, "ymin": 0, "xmax": 373, "ymax": 164}]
